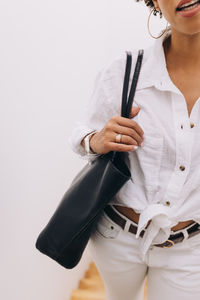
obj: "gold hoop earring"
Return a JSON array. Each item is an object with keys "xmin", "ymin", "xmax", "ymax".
[{"xmin": 147, "ymin": 8, "xmax": 169, "ymax": 39}]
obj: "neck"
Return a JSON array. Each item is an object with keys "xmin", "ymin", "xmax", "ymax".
[{"xmin": 163, "ymin": 29, "xmax": 200, "ymax": 72}]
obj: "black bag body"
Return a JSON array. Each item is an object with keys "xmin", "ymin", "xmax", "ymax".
[{"xmin": 35, "ymin": 50, "xmax": 144, "ymax": 269}]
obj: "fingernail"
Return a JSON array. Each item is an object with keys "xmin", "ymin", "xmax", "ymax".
[
  {"xmin": 140, "ymin": 143, "xmax": 144, "ymax": 147},
  {"xmin": 133, "ymin": 146, "xmax": 138, "ymax": 150}
]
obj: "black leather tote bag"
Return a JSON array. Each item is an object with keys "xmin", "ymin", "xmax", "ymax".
[{"xmin": 35, "ymin": 49, "xmax": 144, "ymax": 269}]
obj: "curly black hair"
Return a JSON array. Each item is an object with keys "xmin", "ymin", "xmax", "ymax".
[{"xmin": 135, "ymin": 0, "xmax": 163, "ymax": 18}]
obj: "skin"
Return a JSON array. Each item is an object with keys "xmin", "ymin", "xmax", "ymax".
[
  {"xmin": 82, "ymin": 106, "xmax": 144, "ymax": 154},
  {"xmin": 153, "ymin": 0, "xmax": 200, "ymax": 117},
  {"xmin": 82, "ymin": 1, "xmax": 200, "ymax": 230}
]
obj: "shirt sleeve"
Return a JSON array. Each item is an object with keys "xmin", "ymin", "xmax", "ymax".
[{"xmin": 67, "ymin": 53, "xmax": 126, "ymax": 162}]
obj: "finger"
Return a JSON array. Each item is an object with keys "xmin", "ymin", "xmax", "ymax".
[
  {"xmin": 130, "ymin": 106, "xmax": 140, "ymax": 118},
  {"xmin": 112, "ymin": 132, "xmax": 138, "ymax": 146},
  {"xmin": 108, "ymin": 142, "xmax": 138, "ymax": 152},
  {"xmin": 112, "ymin": 124, "xmax": 143, "ymax": 146},
  {"xmin": 115, "ymin": 117, "xmax": 144, "ymax": 137}
]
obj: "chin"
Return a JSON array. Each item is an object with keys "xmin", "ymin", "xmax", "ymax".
[{"xmin": 172, "ymin": 25, "xmax": 200, "ymax": 36}]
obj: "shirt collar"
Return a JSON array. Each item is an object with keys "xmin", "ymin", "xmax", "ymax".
[{"xmin": 136, "ymin": 26, "xmax": 181, "ymax": 95}]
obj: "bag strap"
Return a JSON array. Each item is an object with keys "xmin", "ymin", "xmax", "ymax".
[{"xmin": 121, "ymin": 49, "xmax": 144, "ymax": 118}]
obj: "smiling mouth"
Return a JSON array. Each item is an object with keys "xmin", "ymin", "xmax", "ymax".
[{"xmin": 176, "ymin": 0, "xmax": 200, "ymax": 11}]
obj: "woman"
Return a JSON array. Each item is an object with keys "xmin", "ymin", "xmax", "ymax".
[{"xmin": 68, "ymin": 1, "xmax": 200, "ymax": 299}]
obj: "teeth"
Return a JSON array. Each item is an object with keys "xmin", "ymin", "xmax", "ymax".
[
  {"xmin": 179, "ymin": 0, "xmax": 199, "ymax": 8},
  {"xmin": 180, "ymin": 0, "xmax": 198, "ymax": 8},
  {"xmin": 181, "ymin": 2, "xmax": 199, "ymax": 9}
]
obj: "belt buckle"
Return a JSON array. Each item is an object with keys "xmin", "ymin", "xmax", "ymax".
[{"xmin": 163, "ymin": 239, "xmax": 175, "ymax": 248}]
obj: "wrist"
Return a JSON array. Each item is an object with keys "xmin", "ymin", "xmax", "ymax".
[
  {"xmin": 83, "ymin": 131, "xmax": 98, "ymax": 154},
  {"xmin": 89, "ymin": 132, "xmax": 98, "ymax": 154}
]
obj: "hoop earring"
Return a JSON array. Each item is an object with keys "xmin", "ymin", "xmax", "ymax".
[{"xmin": 147, "ymin": 8, "xmax": 169, "ymax": 39}]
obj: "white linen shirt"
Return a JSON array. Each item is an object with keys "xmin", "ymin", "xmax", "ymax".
[{"xmin": 68, "ymin": 27, "xmax": 200, "ymax": 259}]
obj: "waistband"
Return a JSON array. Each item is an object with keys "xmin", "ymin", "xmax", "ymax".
[{"xmin": 104, "ymin": 205, "xmax": 200, "ymax": 248}]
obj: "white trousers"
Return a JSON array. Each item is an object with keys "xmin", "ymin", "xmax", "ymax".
[{"xmin": 88, "ymin": 210, "xmax": 200, "ymax": 300}]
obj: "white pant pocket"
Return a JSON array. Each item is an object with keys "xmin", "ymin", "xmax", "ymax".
[{"xmin": 95, "ymin": 212, "xmax": 121, "ymax": 239}]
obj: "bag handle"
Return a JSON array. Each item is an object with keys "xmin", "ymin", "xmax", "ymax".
[
  {"xmin": 121, "ymin": 50, "xmax": 144, "ymax": 118},
  {"xmin": 110, "ymin": 49, "xmax": 144, "ymax": 162}
]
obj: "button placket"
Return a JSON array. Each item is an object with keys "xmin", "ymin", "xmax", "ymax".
[{"xmin": 162, "ymin": 94, "xmax": 191, "ymax": 206}]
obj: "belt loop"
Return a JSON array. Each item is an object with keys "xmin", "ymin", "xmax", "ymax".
[
  {"xmin": 110, "ymin": 204, "xmax": 138, "ymax": 233},
  {"xmin": 181, "ymin": 228, "xmax": 189, "ymax": 241},
  {"xmin": 124, "ymin": 219, "xmax": 132, "ymax": 232}
]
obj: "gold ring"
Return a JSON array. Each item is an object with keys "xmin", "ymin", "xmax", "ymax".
[{"xmin": 115, "ymin": 133, "xmax": 122, "ymax": 143}]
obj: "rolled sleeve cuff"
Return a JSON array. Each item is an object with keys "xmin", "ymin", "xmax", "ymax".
[{"xmin": 68, "ymin": 126, "xmax": 101, "ymax": 162}]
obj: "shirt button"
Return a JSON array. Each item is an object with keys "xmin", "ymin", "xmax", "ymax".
[
  {"xmin": 190, "ymin": 123, "xmax": 194, "ymax": 128},
  {"xmin": 181, "ymin": 125, "xmax": 183, "ymax": 129},
  {"xmin": 166, "ymin": 201, "xmax": 171, "ymax": 206},
  {"xmin": 179, "ymin": 165, "xmax": 185, "ymax": 171}
]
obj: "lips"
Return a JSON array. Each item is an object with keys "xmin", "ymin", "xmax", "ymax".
[{"xmin": 176, "ymin": 0, "xmax": 196, "ymax": 9}]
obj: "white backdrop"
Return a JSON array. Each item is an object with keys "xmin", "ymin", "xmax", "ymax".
[{"xmin": 0, "ymin": 0, "xmax": 168, "ymax": 299}]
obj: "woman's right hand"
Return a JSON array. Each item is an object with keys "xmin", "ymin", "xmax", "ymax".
[{"xmin": 89, "ymin": 107, "xmax": 144, "ymax": 155}]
